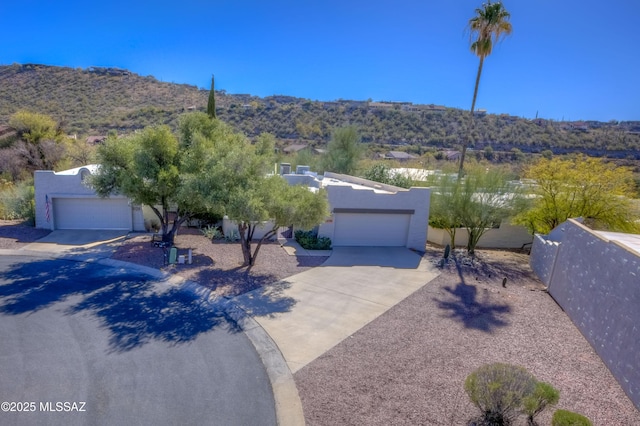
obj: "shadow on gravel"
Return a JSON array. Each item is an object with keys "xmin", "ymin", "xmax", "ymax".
[
  {"xmin": 0, "ymin": 258, "xmax": 238, "ymax": 353},
  {"xmin": 434, "ymin": 280, "xmax": 511, "ymax": 333},
  {"xmin": 0, "ymin": 221, "xmax": 51, "ymax": 243},
  {"xmin": 190, "ymin": 266, "xmax": 288, "ymax": 298}
]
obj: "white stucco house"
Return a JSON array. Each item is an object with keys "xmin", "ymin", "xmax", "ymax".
[
  {"xmin": 35, "ymin": 166, "xmax": 431, "ymax": 250},
  {"xmin": 34, "ymin": 165, "xmax": 145, "ymax": 231},
  {"xmin": 284, "ymin": 171, "xmax": 430, "ymax": 250}
]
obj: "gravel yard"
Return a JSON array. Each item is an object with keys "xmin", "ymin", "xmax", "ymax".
[
  {"xmin": 2, "ymin": 220, "xmax": 638, "ymax": 424},
  {"xmin": 294, "ymin": 247, "xmax": 640, "ymax": 425},
  {"xmin": 110, "ymin": 227, "xmax": 328, "ymax": 298}
]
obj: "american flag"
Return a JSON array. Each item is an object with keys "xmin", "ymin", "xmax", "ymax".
[{"xmin": 45, "ymin": 195, "xmax": 50, "ymax": 223}]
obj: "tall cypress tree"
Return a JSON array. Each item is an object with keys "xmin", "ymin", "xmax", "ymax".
[{"xmin": 207, "ymin": 74, "xmax": 216, "ymax": 119}]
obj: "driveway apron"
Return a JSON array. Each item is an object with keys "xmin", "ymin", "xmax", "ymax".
[{"xmin": 231, "ymin": 247, "xmax": 440, "ymax": 373}]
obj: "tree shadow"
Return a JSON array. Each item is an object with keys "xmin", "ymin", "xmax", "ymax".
[
  {"xmin": 190, "ymin": 266, "xmax": 289, "ymax": 299},
  {"xmin": 0, "ymin": 221, "xmax": 51, "ymax": 243},
  {"xmin": 232, "ymin": 280, "xmax": 296, "ymax": 318},
  {"xmin": 0, "ymin": 258, "xmax": 238, "ymax": 353},
  {"xmin": 433, "ymin": 280, "xmax": 511, "ymax": 333}
]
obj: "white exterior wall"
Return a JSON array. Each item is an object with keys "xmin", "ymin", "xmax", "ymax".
[
  {"xmin": 222, "ymin": 217, "xmax": 278, "ymax": 241},
  {"xmin": 34, "ymin": 167, "xmax": 144, "ymax": 231},
  {"xmin": 530, "ymin": 219, "xmax": 640, "ymax": 410},
  {"xmin": 317, "ymin": 184, "xmax": 430, "ymax": 251},
  {"xmin": 428, "ymin": 220, "xmax": 533, "ymax": 249}
]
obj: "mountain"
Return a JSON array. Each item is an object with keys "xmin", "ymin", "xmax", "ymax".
[{"xmin": 1, "ymin": 63, "xmax": 639, "ymax": 158}]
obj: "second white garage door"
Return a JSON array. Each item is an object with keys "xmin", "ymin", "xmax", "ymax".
[
  {"xmin": 53, "ymin": 197, "xmax": 132, "ymax": 230},
  {"xmin": 332, "ymin": 212, "xmax": 410, "ymax": 247}
]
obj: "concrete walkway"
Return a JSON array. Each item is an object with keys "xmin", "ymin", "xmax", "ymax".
[{"xmin": 232, "ymin": 247, "xmax": 440, "ymax": 373}]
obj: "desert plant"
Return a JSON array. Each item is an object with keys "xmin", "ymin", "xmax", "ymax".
[
  {"xmin": 444, "ymin": 243, "xmax": 451, "ymax": 259},
  {"xmin": 551, "ymin": 409, "xmax": 592, "ymax": 426},
  {"xmin": 465, "ymin": 363, "xmax": 537, "ymax": 425},
  {"xmin": 200, "ymin": 224, "xmax": 223, "ymax": 240},
  {"xmin": 224, "ymin": 228, "xmax": 240, "ymax": 242},
  {"xmin": 522, "ymin": 381, "xmax": 560, "ymax": 425}
]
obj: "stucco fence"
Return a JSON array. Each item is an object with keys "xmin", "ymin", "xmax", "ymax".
[
  {"xmin": 428, "ymin": 220, "xmax": 533, "ymax": 250},
  {"xmin": 530, "ymin": 219, "xmax": 640, "ymax": 410}
]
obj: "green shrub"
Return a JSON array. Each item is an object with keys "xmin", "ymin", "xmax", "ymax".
[
  {"xmin": 0, "ymin": 180, "xmax": 35, "ymax": 224},
  {"xmin": 224, "ymin": 228, "xmax": 239, "ymax": 242},
  {"xmin": 464, "ymin": 363, "xmax": 537, "ymax": 425},
  {"xmin": 294, "ymin": 229, "xmax": 331, "ymax": 250},
  {"xmin": 201, "ymin": 225, "xmax": 223, "ymax": 240},
  {"xmin": 523, "ymin": 381, "xmax": 560, "ymax": 425},
  {"xmin": 551, "ymin": 409, "xmax": 592, "ymax": 426}
]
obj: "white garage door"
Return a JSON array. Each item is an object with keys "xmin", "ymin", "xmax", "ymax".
[
  {"xmin": 53, "ymin": 198, "xmax": 132, "ymax": 230},
  {"xmin": 333, "ymin": 212, "xmax": 410, "ymax": 246}
]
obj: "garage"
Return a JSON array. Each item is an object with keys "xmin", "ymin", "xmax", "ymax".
[
  {"xmin": 332, "ymin": 211, "xmax": 411, "ymax": 247},
  {"xmin": 53, "ymin": 197, "xmax": 132, "ymax": 230}
]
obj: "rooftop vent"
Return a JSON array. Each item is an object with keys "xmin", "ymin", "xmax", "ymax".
[
  {"xmin": 280, "ymin": 163, "xmax": 291, "ymax": 175},
  {"xmin": 296, "ymin": 165, "xmax": 310, "ymax": 175}
]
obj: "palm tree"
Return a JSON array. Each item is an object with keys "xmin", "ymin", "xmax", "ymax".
[{"xmin": 459, "ymin": 1, "xmax": 512, "ymax": 177}]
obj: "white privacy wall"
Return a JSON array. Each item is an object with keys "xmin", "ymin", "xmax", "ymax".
[{"xmin": 530, "ymin": 219, "xmax": 640, "ymax": 410}]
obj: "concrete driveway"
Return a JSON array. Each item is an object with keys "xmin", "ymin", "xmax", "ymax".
[
  {"xmin": 0, "ymin": 255, "xmax": 276, "ymax": 426},
  {"xmin": 232, "ymin": 247, "xmax": 440, "ymax": 373}
]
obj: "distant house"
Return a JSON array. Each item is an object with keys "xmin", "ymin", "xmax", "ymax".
[
  {"xmin": 423, "ymin": 104, "xmax": 447, "ymax": 113},
  {"xmin": 384, "ymin": 151, "xmax": 417, "ymax": 161},
  {"xmin": 474, "ymin": 109, "xmax": 487, "ymax": 117},
  {"xmin": 283, "ymin": 144, "xmax": 309, "ymax": 154},
  {"xmin": 368, "ymin": 102, "xmax": 395, "ymax": 111}
]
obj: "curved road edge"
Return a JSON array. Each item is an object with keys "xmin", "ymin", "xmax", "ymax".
[{"xmin": 0, "ymin": 249, "xmax": 305, "ymax": 426}]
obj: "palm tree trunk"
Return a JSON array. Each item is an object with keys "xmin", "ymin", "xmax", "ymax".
[{"xmin": 459, "ymin": 56, "xmax": 485, "ymax": 178}]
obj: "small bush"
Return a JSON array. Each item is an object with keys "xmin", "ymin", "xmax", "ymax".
[
  {"xmin": 523, "ymin": 381, "xmax": 560, "ymax": 425},
  {"xmin": 200, "ymin": 224, "xmax": 223, "ymax": 240},
  {"xmin": 224, "ymin": 228, "xmax": 240, "ymax": 242},
  {"xmin": 465, "ymin": 363, "xmax": 537, "ymax": 425},
  {"xmin": 551, "ymin": 409, "xmax": 592, "ymax": 426},
  {"xmin": 294, "ymin": 229, "xmax": 331, "ymax": 250}
]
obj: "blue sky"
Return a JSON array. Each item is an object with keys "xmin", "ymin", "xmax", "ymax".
[{"xmin": 2, "ymin": 1, "xmax": 639, "ymax": 121}]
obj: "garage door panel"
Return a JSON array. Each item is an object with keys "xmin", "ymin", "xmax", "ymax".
[
  {"xmin": 53, "ymin": 198, "xmax": 131, "ymax": 230},
  {"xmin": 333, "ymin": 213, "xmax": 409, "ymax": 246}
]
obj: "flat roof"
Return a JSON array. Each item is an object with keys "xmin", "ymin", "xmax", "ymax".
[{"xmin": 320, "ymin": 176, "xmax": 395, "ymax": 194}]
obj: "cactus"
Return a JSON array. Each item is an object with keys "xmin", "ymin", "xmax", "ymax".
[{"xmin": 444, "ymin": 244, "xmax": 451, "ymax": 260}]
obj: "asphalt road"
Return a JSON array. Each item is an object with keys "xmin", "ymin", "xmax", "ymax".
[{"xmin": 0, "ymin": 255, "xmax": 275, "ymax": 426}]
